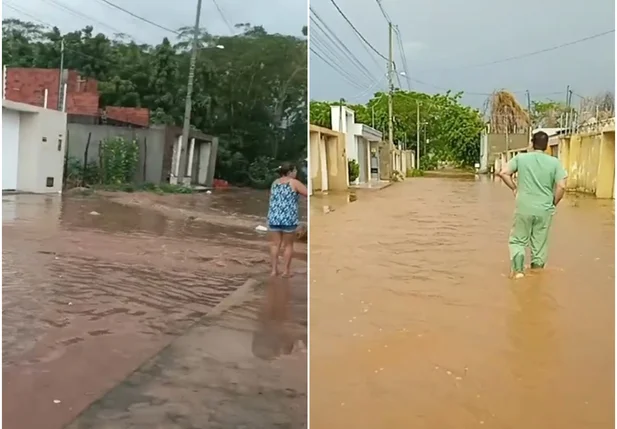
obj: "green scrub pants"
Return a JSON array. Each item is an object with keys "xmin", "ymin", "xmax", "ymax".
[{"xmin": 508, "ymin": 212, "xmax": 553, "ymax": 273}]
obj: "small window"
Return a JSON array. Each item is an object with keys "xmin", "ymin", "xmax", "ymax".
[{"xmin": 46, "ymin": 177, "xmax": 54, "ymax": 187}]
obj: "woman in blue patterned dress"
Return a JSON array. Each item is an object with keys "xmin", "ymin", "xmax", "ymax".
[{"xmin": 267, "ymin": 162, "xmax": 307, "ymax": 277}]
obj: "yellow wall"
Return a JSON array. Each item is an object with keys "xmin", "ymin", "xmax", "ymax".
[
  {"xmin": 309, "ymin": 125, "xmax": 348, "ymax": 193},
  {"xmin": 558, "ymin": 128, "xmax": 615, "ymax": 199}
]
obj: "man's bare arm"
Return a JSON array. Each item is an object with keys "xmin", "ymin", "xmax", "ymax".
[
  {"xmin": 553, "ymin": 178, "xmax": 566, "ymax": 206},
  {"xmin": 498, "ymin": 167, "xmax": 517, "ymax": 193}
]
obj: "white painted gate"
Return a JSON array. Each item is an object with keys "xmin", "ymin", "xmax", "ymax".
[{"xmin": 2, "ymin": 108, "xmax": 20, "ymax": 190}]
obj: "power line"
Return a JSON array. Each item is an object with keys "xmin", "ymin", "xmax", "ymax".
[
  {"xmin": 426, "ymin": 29, "xmax": 615, "ymax": 72},
  {"xmin": 311, "ymin": 31, "xmax": 374, "ymax": 88},
  {"xmin": 374, "ymin": 0, "xmax": 392, "ymax": 23},
  {"xmin": 40, "ymin": 0, "xmax": 143, "ymax": 42},
  {"xmin": 348, "ymin": 74, "xmax": 387, "ymax": 101},
  {"xmin": 94, "ymin": 0, "xmax": 179, "ymax": 35},
  {"xmin": 327, "ymin": 0, "xmax": 388, "ymax": 61},
  {"xmin": 4, "ymin": 2, "xmax": 51, "ymax": 27},
  {"xmin": 310, "ymin": 11, "xmax": 379, "ymax": 85},
  {"xmin": 210, "ymin": 0, "xmax": 235, "ymax": 35},
  {"xmin": 309, "ymin": 42, "xmax": 368, "ymax": 91},
  {"xmin": 394, "ymin": 27, "xmax": 410, "ymax": 90}
]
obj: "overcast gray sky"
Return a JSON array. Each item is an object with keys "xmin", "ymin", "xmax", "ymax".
[
  {"xmin": 3, "ymin": 0, "xmax": 307, "ymax": 42},
  {"xmin": 309, "ymin": 0, "xmax": 615, "ymax": 108}
]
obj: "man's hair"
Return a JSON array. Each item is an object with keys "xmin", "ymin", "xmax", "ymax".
[
  {"xmin": 278, "ymin": 162, "xmax": 297, "ymax": 177},
  {"xmin": 532, "ymin": 131, "xmax": 549, "ymax": 151}
]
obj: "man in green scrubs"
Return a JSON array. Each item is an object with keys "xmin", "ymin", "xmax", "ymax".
[{"xmin": 497, "ymin": 131, "xmax": 568, "ymax": 278}]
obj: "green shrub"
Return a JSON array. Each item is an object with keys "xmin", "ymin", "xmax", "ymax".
[{"xmin": 348, "ymin": 159, "xmax": 360, "ymax": 182}]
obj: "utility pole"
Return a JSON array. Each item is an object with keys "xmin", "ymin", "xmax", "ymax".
[
  {"xmin": 416, "ymin": 102, "xmax": 420, "ymax": 170},
  {"xmin": 387, "ymin": 22, "xmax": 394, "ymax": 148},
  {"xmin": 371, "ymin": 105, "xmax": 375, "ymax": 128},
  {"xmin": 178, "ymin": 0, "xmax": 204, "ymax": 185},
  {"xmin": 57, "ymin": 38, "xmax": 64, "ymax": 111}
]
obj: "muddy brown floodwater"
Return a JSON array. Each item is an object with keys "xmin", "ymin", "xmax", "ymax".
[
  {"xmin": 3, "ymin": 189, "xmax": 306, "ymax": 429},
  {"xmin": 310, "ymin": 177, "xmax": 614, "ymax": 429}
]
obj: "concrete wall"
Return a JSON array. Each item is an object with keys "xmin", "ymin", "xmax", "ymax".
[
  {"xmin": 558, "ymin": 121, "xmax": 615, "ymax": 198},
  {"xmin": 67, "ymin": 123, "xmax": 167, "ymax": 184},
  {"xmin": 487, "ymin": 132, "xmax": 529, "ymax": 166},
  {"xmin": 479, "ymin": 133, "xmax": 489, "ymax": 173},
  {"xmin": 309, "ymin": 124, "xmax": 348, "ymax": 193}
]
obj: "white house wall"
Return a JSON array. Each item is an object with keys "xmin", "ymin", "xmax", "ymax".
[
  {"xmin": 16, "ymin": 112, "xmax": 40, "ymax": 192},
  {"xmin": 2, "ymin": 108, "xmax": 20, "ymax": 190},
  {"xmin": 5, "ymin": 102, "xmax": 67, "ymax": 193},
  {"xmin": 331, "ymin": 106, "xmax": 356, "ymax": 162},
  {"xmin": 34, "ymin": 109, "xmax": 67, "ymax": 193}
]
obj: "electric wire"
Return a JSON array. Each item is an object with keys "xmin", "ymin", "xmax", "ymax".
[
  {"xmin": 348, "ymin": 73, "xmax": 387, "ymax": 101},
  {"xmin": 310, "ymin": 35, "xmax": 371, "ymax": 91},
  {"xmin": 311, "ymin": 31, "xmax": 375, "ymax": 88},
  {"xmin": 4, "ymin": 2, "xmax": 51, "ymax": 27},
  {"xmin": 41, "ymin": 0, "xmax": 126, "ymax": 37},
  {"xmin": 327, "ymin": 0, "xmax": 388, "ymax": 61},
  {"xmin": 309, "ymin": 46, "xmax": 367, "ymax": 91},
  {"xmin": 425, "ymin": 29, "xmax": 615, "ymax": 72},
  {"xmin": 394, "ymin": 26, "xmax": 411, "ymax": 90},
  {"xmin": 310, "ymin": 11, "xmax": 379, "ymax": 85},
  {"xmin": 211, "ymin": 0, "xmax": 235, "ymax": 35},
  {"xmin": 94, "ymin": 0, "xmax": 179, "ymax": 35}
]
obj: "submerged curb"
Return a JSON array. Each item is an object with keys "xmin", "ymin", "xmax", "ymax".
[
  {"xmin": 64, "ymin": 276, "xmax": 264, "ymax": 427},
  {"xmin": 203, "ymin": 277, "xmax": 262, "ymax": 319}
]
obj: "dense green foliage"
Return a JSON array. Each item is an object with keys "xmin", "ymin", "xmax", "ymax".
[
  {"xmin": 348, "ymin": 159, "xmax": 360, "ymax": 182},
  {"xmin": 310, "ymin": 90, "xmax": 485, "ymax": 168},
  {"xmin": 3, "ymin": 19, "xmax": 307, "ymax": 186}
]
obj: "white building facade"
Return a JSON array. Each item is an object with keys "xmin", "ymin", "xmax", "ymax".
[
  {"xmin": 2, "ymin": 99, "xmax": 67, "ymax": 193},
  {"xmin": 330, "ymin": 105, "xmax": 383, "ymax": 185}
]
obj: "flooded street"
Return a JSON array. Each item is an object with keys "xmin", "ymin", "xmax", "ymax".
[
  {"xmin": 310, "ymin": 177, "xmax": 614, "ymax": 429},
  {"xmin": 3, "ymin": 189, "xmax": 307, "ymax": 429}
]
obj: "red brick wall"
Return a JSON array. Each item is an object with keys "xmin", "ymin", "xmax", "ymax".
[
  {"xmin": 6, "ymin": 68, "xmax": 149, "ymax": 126},
  {"xmin": 6, "ymin": 68, "xmax": 61, "ymax": 108},
  {"xmin": 105, "ymin": 106, "xmax": 150, "ymax": 127},
  {"xmin": 6, "ymin": 68, "xmax": 99, "ymax": 115}
]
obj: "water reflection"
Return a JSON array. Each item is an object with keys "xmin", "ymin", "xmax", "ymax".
[
  {"xmin": 252, "ymin": 276, "xmax": 294, "ymax": 359},
  {"xmin": 507, "ymin": 271, "xmax": 559, "ymax": 421}
]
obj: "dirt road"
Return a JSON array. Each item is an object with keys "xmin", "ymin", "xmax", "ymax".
[
  {"xmin": 3, "ymin": 190, "xmax": 307, "ymax": 429},
  {"xmin": 310, "ymin": 177, "xmax": 614, "ymax": 429}
]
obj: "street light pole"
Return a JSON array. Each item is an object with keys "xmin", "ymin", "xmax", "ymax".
[
  {"xmin": 178, "ymin": 0, "xmax": 204, "ymax": 185},
  {"xmin": 387, "ymin": 22, "xmax": 394, "ymax": 149},
  {"xmin": 57, "ymin": 38, "xmax": 64, "ymax": 111},
  {"xmin": 416, "ymin": 102, "xmax": 420, "ymax": 170}
]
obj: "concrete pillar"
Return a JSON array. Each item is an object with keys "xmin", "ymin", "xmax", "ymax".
[
  {"xmin": 170, "ymin": 135, "xmax": 182, "ymax": 184},
  {"xmin": 309, "ymin": 131, "xmax": 321, "ymax": 193},
  {"xmin": 559, "ymin": 137, "xmax": 570, "ymax": 177},
  {"xmin": 596, "ymin": 131, "xmax": 615, "ymax": 199},
  {"xmin": 186, "ymin": 137, "xmax": 196, "ymax": 177},
  {"xmin": 568, "ymin": 135, "xmax": 582, "ymax": 190}
]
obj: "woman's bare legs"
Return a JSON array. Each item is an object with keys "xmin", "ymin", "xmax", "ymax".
[
  {"xmin": 269, "ymin": 231, "xmax": 283, "ymax": 276},
  {"xmin": 281, "ymin": 232, "xmax": 295, "ymax": 277}
]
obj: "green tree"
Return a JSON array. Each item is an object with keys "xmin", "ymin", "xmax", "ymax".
[
  {"xmin": 2, "ymin": 19, "xmax": 307, "ymax": 187},
  {"xmin": 310, "ymin": 90, "xmax": 484, "ymax": 168},
  {"xmin": 530, "ymin": 100, "xmax": 572, "ymax": 127}
]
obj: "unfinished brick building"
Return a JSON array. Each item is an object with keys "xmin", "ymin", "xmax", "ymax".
[{"xmin": 4, "ymin": 68, "xmax": 149, "ymax": 127}]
